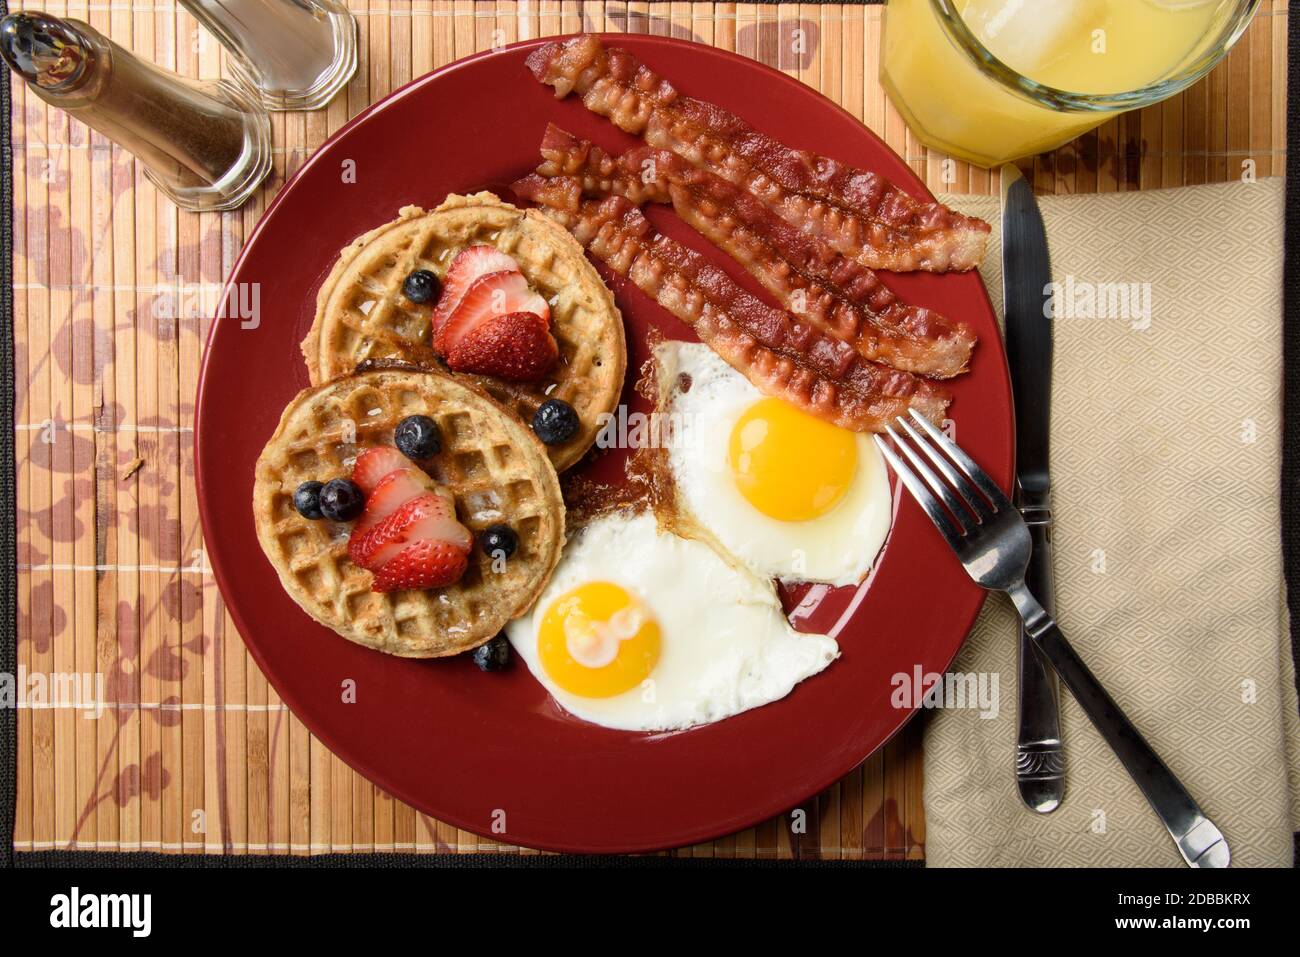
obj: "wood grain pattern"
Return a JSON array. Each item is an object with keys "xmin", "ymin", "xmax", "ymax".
[{"xmin": 10, "ymin": 0, "xmax": 1289, "ymax": 858}]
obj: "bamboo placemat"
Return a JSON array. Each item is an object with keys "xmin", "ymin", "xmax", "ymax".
[{"xmin": 8, "ymin": 0, "xmax": 1290, "ymax": 860}]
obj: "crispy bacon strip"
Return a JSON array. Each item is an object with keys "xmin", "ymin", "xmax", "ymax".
[
  {"xmin": 538, "ymin": 125, "xmax": 976, "ymax": 378},
  {"xmin": 511, "ymin": 174, "xmax": 950, "ymax": 431},
  {"xmin": 526, "ymin": 35, "xmax": 990, "ymax": 273}
]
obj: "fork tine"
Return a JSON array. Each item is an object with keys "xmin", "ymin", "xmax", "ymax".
[
  {"xmin": 875, "ymin": 432, "xmax": 966, "ymax": 552},
  {"xmin": 895, "ymin": 416, "xmax": 993, "ymax": 523},
  {"xmin": 884, "ymin": 423, "xmax": 976, "ymax": 536},
  {"xmin": 873, "ymin": 436, "xmax": 966, "ymax": 551},
  {"xmin": 906, "ymin": 409, "xmax": 1012, "ymax": 511}
]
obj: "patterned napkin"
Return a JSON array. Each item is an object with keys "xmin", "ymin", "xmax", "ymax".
[{"xmin": 924, "ymin": 179, "xmax": 1298, "ymax": 867}]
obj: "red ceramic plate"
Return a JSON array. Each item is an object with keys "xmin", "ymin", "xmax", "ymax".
[{"xmin": 196, "ymin": 34, "xmax": 1013, "ymax": 854}]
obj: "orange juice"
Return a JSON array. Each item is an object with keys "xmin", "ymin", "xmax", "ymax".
[{"xmin": 882, "ymin": 0, "xmax": 1242, "ymax": 167}]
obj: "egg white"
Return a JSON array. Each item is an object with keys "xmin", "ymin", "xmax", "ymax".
[
  {"xmin": 504, "ymin": 511, "xmax": 838, "ymax": 732},
  {"xmin": 655, "ymin": 341, "xmax": 892, "ymax": 586}
]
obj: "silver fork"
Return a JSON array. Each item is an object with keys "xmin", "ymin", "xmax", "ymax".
[{"xmin": 875, "ymin": 409, "xmax": 1229, "ymax": 868}]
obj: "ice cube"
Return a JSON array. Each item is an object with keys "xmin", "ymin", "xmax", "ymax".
[{"xmin": 962, "ymin": 0, "xmax": 1106, "ymax": 76}]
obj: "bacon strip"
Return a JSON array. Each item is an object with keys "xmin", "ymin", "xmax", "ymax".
[
  {"xmin": 526, "ymin": 35, "xmax": 990, "ymax": 273},
  {"xmin": 511, "ymin": 174, "xmax": 950, "ymax": 431},
  {"xmin": 538, "ymin": 125, "xmax": 976, "ymax": 378}
]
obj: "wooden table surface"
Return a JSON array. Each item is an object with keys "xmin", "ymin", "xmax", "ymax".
[{"xmin": 10, "ymin": 0, "xmax": 1289, "ymax": 858}]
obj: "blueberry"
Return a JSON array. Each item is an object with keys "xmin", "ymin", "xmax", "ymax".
[
  {"xmin": 472, "ymin": 635, "xmax": 511, "ymax": 672},
  {"xmin": 319, "ymin": 478, "xmax": 364, "ymax": 521},
  {"xmin": 293, "ymin": 481, "xmax": 325, "ymax": 520},
  {"xmin": 480, "ymin": 524, "xmax": 518, "ymax": 560},
  {"xmin": 402, "ymin": 269, "xmax": 440, "ymax": 304},
  {"xmin": 395, "ymin": 414, "xmax": 441, "ymax": 459},
  {"xmin": 531, "ymin": 398, "xmax": 579, "ymax": 445}
]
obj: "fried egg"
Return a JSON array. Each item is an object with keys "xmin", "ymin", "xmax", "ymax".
[
  {"xmin": 655, "ymin": 341, "xmax": 892, "ymax": 586},
  {"xmin": 504, "ymin": 511, "xmax": 838, "ymax": 731}
]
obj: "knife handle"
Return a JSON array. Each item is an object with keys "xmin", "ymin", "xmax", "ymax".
[
  {"xmin": 1008, "ymin": 584, "xmax": 1229, "ymax": 867},
  {"xmin": 1016, "ymin": 502, "xmax": 1064, "ymax": 812}
]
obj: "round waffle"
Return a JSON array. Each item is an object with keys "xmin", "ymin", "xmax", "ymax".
[
  {"xmin": 254, "ymin": 367, "xmax": 565, "ymax": 658},
  {"xmin": 300, "ymin": 192, "xmax": 626, "ymax": 472}
]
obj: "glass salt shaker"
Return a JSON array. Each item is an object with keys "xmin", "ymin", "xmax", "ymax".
[
  {"xmin": 0, "ymin": 11, "xmax": 272, "ymax": 212},
  {"xmin": 180, "ymin": 0, "xmax": 358, "ymax": 111}
]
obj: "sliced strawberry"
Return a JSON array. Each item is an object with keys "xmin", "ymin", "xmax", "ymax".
[
  {"xmin": 372, "ymin": 538, "xmax": 469, "ymax": 593},
  {"xmin": 368, "ymin": 491, "xmax": 471, "ymax": 569},
  {"xmin": 349, "ymin": 489, "xmax": 471, "ymax": 571},
  {"xmin": 350, "ymin": 467, "xmax": 435, "ymax": 538},
  {"xmin": 430, "ymin": 246, "xmax": 522, "ymax": 343},
  {"xmin": 433, "ymin": 270, "xmax": 550, "ymax": 356},
  {"xmin": 352, "ymin": 446, "xmax": 412, "ymax": 494},
  {"xmin": 445, "ymin": 311, "xmax": 559, "ymax": 382}
]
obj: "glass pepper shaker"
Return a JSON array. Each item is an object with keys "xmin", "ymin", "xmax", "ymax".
[
  {"xmin": 179, "ymin": 0, "xmax": 358, "ymax": 111},
  {"xmin": 0, "ymin": 10, "xmax": 272, "ymax": 212}
]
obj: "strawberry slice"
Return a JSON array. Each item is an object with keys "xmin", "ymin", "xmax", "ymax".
[
  {"xmin": 433, "ymin": 270, "xmax": 550, "ymax": 356},
  {"xmin": 349, "ymin": 489, "xmax": 471, "ymax": 572},
  {"xmin": 445, "ymin": 311, "xmax": 559, "ymax": 381},
  {"xmin": 352, "ymin": 446, "xmax": 412, "ymax": 494},
  {"xmin": 372, "ymin": 538, "xmax": 469, "ymax": 593},
  {"xmin": 430, "ymin": 246, "xmax": 522, "ymax": 343},
  {"xmin": 350, "ymin": 467, "xmax": 435, "ymax": 541}
]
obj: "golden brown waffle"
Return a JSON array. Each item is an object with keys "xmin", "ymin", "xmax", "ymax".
[
  {"xmin": 254, "ymin": 368, "xmax": 565, "ymax": 658},
  {"xmin": 301, "ymin": 192, "xmax": 627, "ymax": 472}
]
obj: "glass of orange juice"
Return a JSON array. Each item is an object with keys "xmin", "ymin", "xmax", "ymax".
[{"xmin": 881, "ymin": 0, "xmax": 1260, "ymax": 168}]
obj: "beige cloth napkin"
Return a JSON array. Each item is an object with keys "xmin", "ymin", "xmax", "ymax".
[{"xmin": 925, "ymin": 179, "xmax": 1299, "ymax": 867}]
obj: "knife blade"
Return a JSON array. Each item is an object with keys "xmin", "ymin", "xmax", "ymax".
[{"xmin": 1000, "ymin": 164, "xmax": 1064, "ymax": 814}]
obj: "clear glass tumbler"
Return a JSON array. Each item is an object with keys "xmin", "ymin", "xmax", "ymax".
[
  {"xmin": 181, "ymin": 0, "xmax": 358, "ymax": 111},
  {"xmin": 880, "ymin": 0, "xmax": 1260, "ymax": 168}
]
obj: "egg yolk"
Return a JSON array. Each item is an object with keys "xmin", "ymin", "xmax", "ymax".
[
  {"xmin": 538, "ymin": 582, "xmax": 661, "ymax": 698},
  {"xmin": 728, "ymin": 397, "xmax": 859, "ymax": 522}
]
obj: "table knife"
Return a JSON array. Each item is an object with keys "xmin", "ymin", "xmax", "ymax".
[{"xmin": 1000, "ymin": 164, "xmax": 1064, "ymax": 813}]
